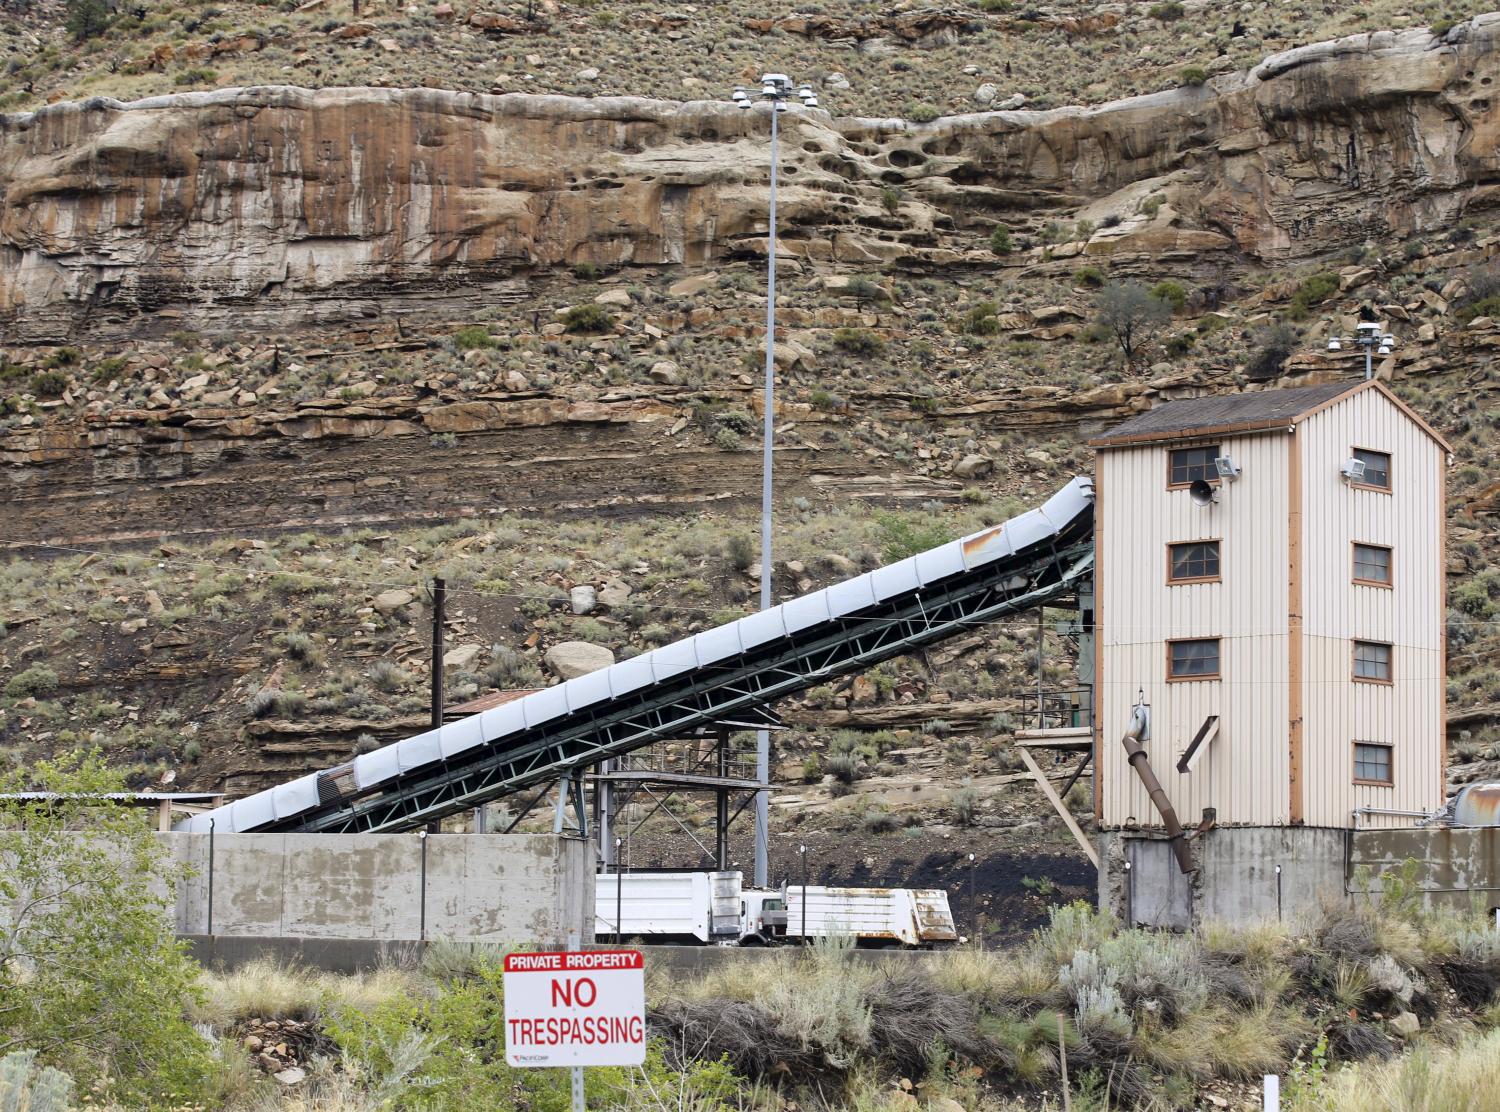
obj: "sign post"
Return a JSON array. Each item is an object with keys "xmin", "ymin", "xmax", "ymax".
[{"xmin": 503, "ymin": 949, "xmax": 646, "ymax": 1111}]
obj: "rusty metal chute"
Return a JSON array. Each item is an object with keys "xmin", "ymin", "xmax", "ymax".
[{"xmin": 1120, "ymin": 699, "xmax": 1195, "ymax": 874}]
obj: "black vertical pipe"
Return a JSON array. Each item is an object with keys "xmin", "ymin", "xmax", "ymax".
[
  {"xmin": 419, "ymin": 832, "xmax": 429, "ymax": 941},
  {"xmin": 716, "ymin": 727, "xmax": 728, "ymax": 870},
  {"xmin": 801, "ymin": 849, "xmax": 809, "ymax": 945},
  {"xmin": 430, "ymin": 576, "xmax": 446, "ymax": 729}
]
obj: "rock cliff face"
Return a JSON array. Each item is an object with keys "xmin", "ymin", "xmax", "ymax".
[{"xmin": 2, "ymin": 21, "xmax": 1498, "ymax": 341}]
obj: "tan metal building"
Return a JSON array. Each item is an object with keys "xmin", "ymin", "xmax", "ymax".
[{"xmin": 1090, "ymin": 380, "xmax": 1450, "ymax": 834}]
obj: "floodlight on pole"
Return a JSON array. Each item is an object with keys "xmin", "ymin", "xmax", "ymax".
[
  {"xmin": 732, "ymin": 71, "xmax": 824, "ymax": 890},
  {"xmin": 1327, "ymin": 322, "xmax": 1396, "ymax": 380}
]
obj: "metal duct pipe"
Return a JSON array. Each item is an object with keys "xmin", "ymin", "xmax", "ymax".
[{"xmin": 1120, "ymin": 702, "xmax": 1194, "ymax": 874}]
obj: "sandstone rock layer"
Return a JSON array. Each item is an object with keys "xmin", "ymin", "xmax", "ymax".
[{"xmin": 2, "ymin": 22, "xmax": 1498, "ymax": 341}]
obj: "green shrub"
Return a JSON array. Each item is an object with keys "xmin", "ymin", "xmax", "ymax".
[
  {"xmin": 4, "ymin": 663, "xmax": 58, "ymax": 698},
  {"xmin": 0, "ymin": 752, "xmax": 214, "ymax": 1102},
  {"xmin": 1150, "ymin": 280, "xmax": 1187, "ymax": 312},
  {"xmin": 880, "ymin": 187, "xmax": 902, "ymax": 214},
  {"xmin": 713, "ymin": 426, "xmax": 742, "ymax": 450},
  {"xmin": 173, "ymin": 67, "xmax": 216, "ymax": 86},
  {"xmin": 905, "ymin": 103, "xmax": 941, "ymax": 122},
  {"xmin": 1430, "ymin": 17, "xmax": 1457, "ymax": 36},
  {"xmin": 832, "ymin": 327, "xmax": 885, "ymax": 354},
  {"xmin": 976, "ymin": 0, "xmax": 1013, "ymax": 10},
  {"xmin": 990, "ymin": 224, "xmax": 1013, "ymax": 255},
  {"xmin": 572, "ymin": 261, "xmax": 600, "ymax": 279},
  {"xmin": 1149, "ymin": 0, "xmax": 1184, "ymax": 19},
  {"xmin": 1289, "ymin": 272, "xmax": 1340, "ymax": 319},
  {"xmin": 724, "ymin": 534, "xmax": 755, "ymax": 571},
  {"xmin": 1246, "ymin": 321, "xmax": 1300, "ymax": 381},
  {"xmin": 1180, "ymin": 65, "xmax": 1208, "ymax": 87},
  {"xmin": 1455, "ymin": 293, "xmax": 1500, "ymax": 324},
  {"xmin": 40, "ymin": 347, "xmax": 78, "ymax": 369},
  {"xmin": 875, "ymin": 512, "xmax": 952, "ymax": 562},
  {"xmin": 960, "ymin": 301, "xmax": 1003, "ymax": 335},
  {"xmin": 453, "ymin": 325, "xmax": 496, "ymax": 350},
  {"xmin": 809, "ymin": 387, "xmax": 844, "ymax": 411},
  {"xmin": 89, "ymin": 356, "xmax": 129, "ymax": 382},
  {"xmin": 29, "ymin": 371, "xmax": 68, "ymax": 397},
  {"xmin": 845, "ymin": 276, "xmax": 886, "ymax": 303},
  {"xmin": 1073, "ymin": 265, "xmax": 1105, "ymax": 289},
  {"xmin": 561, "ymin": 304, "xmax": 614, "ymax": 333}
]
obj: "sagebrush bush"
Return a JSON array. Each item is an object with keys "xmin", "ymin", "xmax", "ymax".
[{"xmin": 561, "ymin": 304, "xmax": 613, "ymax": 333}]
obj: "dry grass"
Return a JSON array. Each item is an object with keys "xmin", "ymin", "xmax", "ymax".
[
  {"xmin": 1291, "ymin": 1027, "xmax": 1500, "ymax": 1111},
  {"xmin": 191, "ymin": 958, "xmax": 427, "ymax": 1030}
]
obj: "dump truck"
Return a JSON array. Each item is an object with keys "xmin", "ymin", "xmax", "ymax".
[
  {"xmin": 594, "ymin": 870, "xmax": 787, "ymax": 945},
  {"xmin": 595, "ymin": 871, "xmax": 956, "ymax": 948}
]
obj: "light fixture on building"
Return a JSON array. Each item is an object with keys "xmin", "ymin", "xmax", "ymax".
[
  {"xmin": 1212, "ymin": 455, "xmax": 1241, "ymax": 481},
  {"xmin": 1339, "ymin": 457, "xmax": 1367, "ymax": 484}
]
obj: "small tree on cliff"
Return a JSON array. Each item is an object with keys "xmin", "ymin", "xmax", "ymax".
[
  {"xmin": 1096, "ymin": 280, "xmax": 1172, "ymax": 365},
  {"xmin": 0, "ymin": 751, "xmax": 211, "ymax": 1103},
  {"xmin": 64, "ymin": 0, "xmax": 111, "ymax": 39}
]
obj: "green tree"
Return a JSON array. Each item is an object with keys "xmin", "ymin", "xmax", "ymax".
[
  {"xmin": 64, "ymin": 0, "xmax": 111, "ymax": 40},
  {"xmin": 0, "ymin": 752, "xmax": 212, "ymax": 1105},
  {"xmin": 1096, "ymin": 280, "xmax": 1172, "ymax": 364}
]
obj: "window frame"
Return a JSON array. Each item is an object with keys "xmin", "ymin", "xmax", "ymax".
[
  {"xmin": 1350, "ymin": 446, "xmax": 1392, "ymax": 493},
  {"xmin": 1352, "ymin": 741, "xmax": 1394, "ymax": 787},
  {"xmin": 1352, "ymin": 639, "xmax": 1394, "ymax": 685},
  {"xmin": 1166, "ymin": 539, "xmax": 1223, "ymax": 584},
  {"xmin": 1166, "ymin": 444, "xmax": 1222, "ymax": 489},
  {"xmin": 1166, "ymin": 637, "xmax": 1222, "ymax": 682},
  {"xmin": 1351, "ymin": 542, "xmax": 1393, "ymax": 588}
]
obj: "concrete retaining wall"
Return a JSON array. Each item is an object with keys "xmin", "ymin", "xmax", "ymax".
[
  {"xmin": 1101, "ymin": 824, "xmax": 1500, "ymax": 928},
  {"xmin": 1099, "ymin": 827, "xmax": 1348, "ymax": 929},
  {"xmin": 162, "ymin": 832, "xmax": 592, "ymax": 946},
  {"xmin": 182, "ymin": 936, "xmax": 942, "ymax": 974},
  {"xmin": 1351, "ymin": 826, "xmax": 1500, "ymax": 913}
]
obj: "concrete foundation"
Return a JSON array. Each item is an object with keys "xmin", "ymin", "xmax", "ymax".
[
  {"xmin": 1351, "ymin": 826, "xmax": 1500, "ymax": 913},
  {"xmin": 1100, "ymin": 825, "xmax": 1500, "ymax": 928},
  {"xmin": 162, "ymin": 832, "xmax": 593, "ymax": 946}
]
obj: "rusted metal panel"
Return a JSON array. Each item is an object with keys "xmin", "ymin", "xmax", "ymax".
[
  {"xmin": 911, "ymin": 889, "xmax": 958, "ymax": 942},
  {"xmin": 1454, "ymin": 784, "xmax": 1500, "ymax": 828}
]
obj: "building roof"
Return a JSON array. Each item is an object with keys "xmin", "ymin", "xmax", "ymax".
[{"xmin": 1089, "ymin": 379, "xmax": 1451, "ymax": 451}]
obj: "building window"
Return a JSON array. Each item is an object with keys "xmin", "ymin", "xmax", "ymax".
[
  {"xmin": 1169, "ymin": 445, "xmax": 1220, "ymax": 486},
  {"xmin": 1352, "ymin": 543, "xmax": 1393, "ymax": 587},
  {"xmin": 1353, "ymin": 742, "xmax": 1393, "ymax": 786},
  {"xmin": 1352, "ymin": 448, "xmax": 1391, "ymax": 490},
  {"xmin": 1353, "ymin": 640, "xmax": 1393, "ymax": 683},
  {"xmin": 1168, "ymin": 637, "xmax": 1221, "ymax": 680},
  {"xmin": 1168, "ymin": 540, "xmax": 1221, "ymax": 583}
]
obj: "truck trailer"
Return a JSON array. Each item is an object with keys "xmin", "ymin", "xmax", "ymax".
[
  {"xmin": 784, "ymin": 885, "xmax": 958, "ymax": 947},
  {"xmin": 595, "ymin": 872, "xmax": 956, "ymax": 947}
]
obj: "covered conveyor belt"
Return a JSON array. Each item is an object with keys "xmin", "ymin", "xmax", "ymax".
[{"xmin": 177, "ymin": 478, "xmax": 1095, "ymax": 835}]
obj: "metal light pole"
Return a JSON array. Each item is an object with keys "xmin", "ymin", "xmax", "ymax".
[
  {"xmin": 1327, "ymin": 320, "xmax": 1395, "ymax": 379},
  {"xmin": 798, "ymin": 842, "xmax": 809, "ymax": 945},
  {"xmin": 733, "ymin": 74, "xmax": 819, "ymax": 888}
]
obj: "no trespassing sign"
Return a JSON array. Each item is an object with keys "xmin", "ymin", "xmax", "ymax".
[{"xmin": 503, "ymin": 950, "xmax": 646, "ymax": 1068}]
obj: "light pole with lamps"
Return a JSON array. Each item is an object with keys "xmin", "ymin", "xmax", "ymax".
[
  {"xmin": 733, "ymin": 74, "xmax": 819, "ymax": 888},
  {"xmin": 797, "ymin": 842, "xmax": 809, "ymax": 945},
  {"xmin": 1327, "ymin": 320, "xmax": 1395, "ymax": 380}
]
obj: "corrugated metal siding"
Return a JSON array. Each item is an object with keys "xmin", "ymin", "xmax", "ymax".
[
  {"xmin": 1298, "ymin": 388, "xmax": 1446, "ymax": 828},
  {"xmin": 1098, "ymin": 432, "xmax": 1291, "ymax": 828}
]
